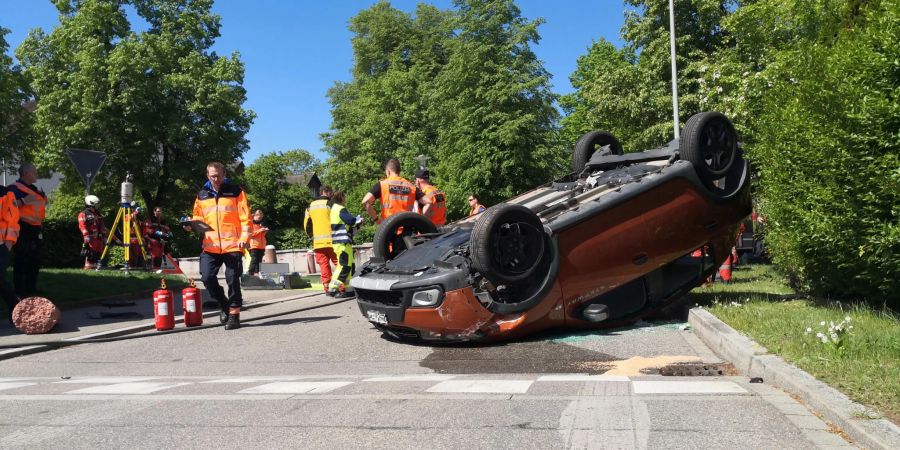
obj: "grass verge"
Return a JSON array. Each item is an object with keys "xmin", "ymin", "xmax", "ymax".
[
  {"xmin": 4, "ymin": 268, "xmax": 188, "ymax": 312},
  {"xmin": 685, "ymin": 264, "xmax": 900, "ymax": 424}
]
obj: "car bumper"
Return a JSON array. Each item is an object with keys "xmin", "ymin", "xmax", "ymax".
[{"xmin": 357, "ymin": 286, "xmax": 501, "ymax": 342}]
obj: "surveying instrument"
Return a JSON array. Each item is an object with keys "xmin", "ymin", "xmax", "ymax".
[{"xmin": 98, "ymin": 172, "xmax": 148, "ymax": 270}]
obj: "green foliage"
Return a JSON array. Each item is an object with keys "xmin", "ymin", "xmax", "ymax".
[
  {"xmin": 270, "ymin": 227, "xmax": 310, "ymax": 251},
  {"xmin": 748, "ymin": 0, "xmax": 900, "ymax": 305},
  {"xmin": 560, "ymin": 0, "xmax": 733, "ymax": 150},
  {"xmin": 0, "ymin": 26, "xmax": 32, "ymax": 162},
  {"xmin": 40, "ymin": 219, "xmax": 84, "ymax": 268},
  {"xmin": 323, "ymin": 0, "xmax": 561, "ymax": 219},
  {"xmin": 242, "ymin": 149, "xmax": 318, "ymax": 229},
  {"xmin": 16, "ymin": 0, "xmax": 254, "ymax": 218}
]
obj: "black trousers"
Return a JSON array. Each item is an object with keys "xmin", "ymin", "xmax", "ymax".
[
  {"xmin": 13, "ymin": 224, "xmax": 41, "ymax": 296},
  {"xmin": 0, "ymin": 245, "xmax": 19, "ymax": 316},
  {"xmin": 200, "ymin": 251, "xmax": 243, "ymax": 309},
  {"xmin": 248, "ymin": 249, "xmax": 264, "ymax": 275}
]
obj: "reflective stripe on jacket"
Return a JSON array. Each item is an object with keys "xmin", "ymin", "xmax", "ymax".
[
  {"xmin": 78, "ymin": 207, "xmax": 106, "ymax": 238},
  {"xmin": 191, "ymin": 182, "xmax": 251, "ymax": 254},
  {"xmin": 421, "ymin": 185, "xmax": 446, "ymax": 226},
  {"xmin": 329, "ymin": 204, "xmax": 355, "ymax": 244},
  {"xmin": 249, "ymin": 221, "xmax": 268, "ymax": 250},
  {"xmin": 379, "ymin": 176, "xmax": 416, "ymax": 219},
  {"xmin": 304, "ymin": 198, "xmax": 333, "ymax": 249},
  {"xmin": 0, "ymin": 191, "xmax": 20, "ymax": 244},
  {"xmin": 12, "ymin": 182, "xmax": 46, "ymax": 226}
]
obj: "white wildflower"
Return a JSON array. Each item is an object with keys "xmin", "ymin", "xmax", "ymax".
[
  {"xmin": 845, "ymin": 316, "xmax": 851, "ymax": 322},
  {"xmin": 820, "ymin": 321, "xmax": 826, "ymax": 326}
]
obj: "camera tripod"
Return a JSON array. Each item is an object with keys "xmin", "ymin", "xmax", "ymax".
[{"xmin": 98, "ymin": 173, "xmax": 148, "ymax": 270}]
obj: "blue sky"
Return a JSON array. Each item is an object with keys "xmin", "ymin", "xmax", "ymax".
[{"xmin": 1, "ymin": 1, "xmax": 626, "ymax": 163}]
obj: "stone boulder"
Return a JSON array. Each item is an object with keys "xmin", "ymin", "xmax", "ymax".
[{"xmin": 12, "ymin": 297, "xmax": 61, "ymax": 334}]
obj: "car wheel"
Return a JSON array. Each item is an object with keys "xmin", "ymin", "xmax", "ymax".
[
  {"xmin": 470, "ymin": 203, "xmax": 546, "ymax": 285},
  {"xmin": 572, "ymin": 130, "xmax": 623, "ymax": 174},
  {"xmin": 680, "ymin": 112, "xmax": 738, "ymax": 187},
  {"xmin": 372, "ymin": 212, "xmax": 437, "ymax": 260}
]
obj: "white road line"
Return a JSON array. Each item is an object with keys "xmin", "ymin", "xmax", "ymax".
[
  {"xmin": 631, "ymin": 381, "xmax": 747, "ymax": 394},
  {"xmin": 426, "ymin": 380, "xmax": 534, "ymax": 394},
  {"xmin": 537, "ymin": 375, "xmax": 630, "ymax": 382},
  {"xmin": 363, "ymin": 375, "xmax": 457, "ymax": 382},
  {"xmin": 64, "ymin": 382, "xmax": 191, "ymax": 394},
  {"xmin": 0, "ymin": 382, "xmax": 36, "ymax": 391},
  {"xmin": 55, "ymin": 377, "xmax": 159, "ymax": 384},
  {"xmin": 200, "ymin": 377, "xmax": 301, "ymax": 384},
  {"xmin": 238, "ymin": 381, "xmax": 353, "ymax": 394}
]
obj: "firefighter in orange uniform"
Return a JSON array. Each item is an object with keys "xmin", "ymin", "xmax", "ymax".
[
  {"xmin": 361, "ymin": 158, "xmax": 428, "ymax": 224},
  {"xmin": 187, "ymin": 162, "xmax": 251, "ymax": 330},
  {"xmin": 143, "ymin": 206, "xmax": 172, "ymax": 270},
  {"xmin": 248, "ymin": 209, "xmax": 269, "ymax": 276},
  {"xmin": 78, "ymin": 195, "xmax": 107, "ymax": 270},
  {"xmin": 0, "ymin": 186, "xmax": 20, "ymax": 322},
  {"xmin": 10, "ymin": 164, "xmax": 46, "ymax": 296},
  {"xmin": 414, "ymin": 169, "xmax": 446, "ymax": 227}
]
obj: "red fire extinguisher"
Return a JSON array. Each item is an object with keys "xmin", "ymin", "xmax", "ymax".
[
  {"xmin": 154, "ymin": 278, "xmax": 175, "ymax": 331},
  {"xmin": 182, "ymin": 280, "xmax": 203, "ymax": 327}
]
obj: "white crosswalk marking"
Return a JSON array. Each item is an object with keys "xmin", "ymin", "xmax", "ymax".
[
  {"xmin": 0, "ymin": 382, "xmax": 36, "ymax": 391},
  {"xmin": 64, "ymin": 382, "xmax": 191, "ymax": 394},
  {"xmin": 631, "ymin": 380, "xmax": 747, "ymax": 394},
  {"xmin": 201, "ymin": 377, "xmax": 300, "ymax": 383},
  {"xmin": 238, "ymin": 381, "xmax": 353, "ymax": 394},
  {"xmin": 363, "ymin": 375, "xmax": 456, "ymax": 382},
  {"xmin": 55, "ymin": 377, "xmax": 159, "ymax": 384},
  {"xmin": 426, "ymin": 380, "xmax": 533, "ymax": 394}
]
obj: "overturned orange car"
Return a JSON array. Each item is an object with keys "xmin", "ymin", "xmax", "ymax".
[{"xmin": 351, "ymin": 112, "xmax": 751, "ymax": 342}]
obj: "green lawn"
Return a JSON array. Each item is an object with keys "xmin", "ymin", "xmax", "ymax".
[
  {"xmin": 3, "ymin": 268, "xmax": 188, "ymax": 313},
  {"xmin": 685, "ymin": 264, "xmax": 900, "ymax": 423}
]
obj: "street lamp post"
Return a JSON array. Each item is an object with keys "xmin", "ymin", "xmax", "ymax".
[{"xmin": 669, "ymin": 0, "xmax": 681, "ymax": 139}]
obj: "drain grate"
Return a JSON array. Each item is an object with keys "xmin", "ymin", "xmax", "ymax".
[{"xmin": 649, "ymin": 362, "xmax": 739, "ymax": 376}]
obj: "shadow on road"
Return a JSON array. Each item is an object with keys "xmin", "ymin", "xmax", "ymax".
[{"xmin": 241, "ymin": 315, "xmax": 341, "ymax": 328}]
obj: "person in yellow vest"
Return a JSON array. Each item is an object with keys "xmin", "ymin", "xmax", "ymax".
[
  {"xmin": 414, "ymin": 169, "xmax": 446, "ymax": 227},
  {"xmin": 10, "ymin": 164, "xmax": 47, "ymax": 297},
  {"xmin": 0, "ymin": 186, "xmax": 20, "ymax": 323},
  {"xmin": 247, "ymin": 209, "xmax": 269, "ymax": 276},
  {"xmin": 327, "ymin": 191, "xmax": 363, "ymax": 298},
  {"xmin": 361, "ymin": 158, "xmax": 429, "ymax": 224},
  {"xmin": 186, "ymin": 162, "xmax": 251, "ymax": 330},
  {"xmin": 303, "ymin": 185, "xmax": 336, "ymax": 293}
]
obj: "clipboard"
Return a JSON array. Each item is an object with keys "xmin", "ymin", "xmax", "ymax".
[{"xmin": 180, "ymin": 219, "xmax": 213, "ymax": 234}]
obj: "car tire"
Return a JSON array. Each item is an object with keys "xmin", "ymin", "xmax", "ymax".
[
  {"xmin": 470, "ymin": 203, "xmax": 546, "ymax": 285},
  {"xmin": 572, "ymin": 130, "xmax": 623, "ymax": 174},
  {"xmin": 680, "ymin": 112, "xmax": 738, "ymax": 187},
  {"xmin": 372, "ymin": 212, "xmax": 438, "ymax": 260}
]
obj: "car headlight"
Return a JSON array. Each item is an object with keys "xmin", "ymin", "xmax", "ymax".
[{"xmin": 411, "ymin": 288, "xmax": 443, "ymax": 307}]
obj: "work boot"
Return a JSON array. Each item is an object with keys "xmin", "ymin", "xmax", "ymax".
[
  {"xmin": 219, "ymin": 310, "xmax": 228, "ymax": 324},
  {"xmin": 334, "ymin": 290, "xmax": 356, "ymax": 299},
  {"xmin": 224, "ymin": 307, "xmax": 241, "ymax": 330}
]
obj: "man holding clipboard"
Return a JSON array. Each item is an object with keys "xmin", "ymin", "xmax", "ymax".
[{"xmin": 183, "ymin": 162, "xmax": 251, "ymax": 330}]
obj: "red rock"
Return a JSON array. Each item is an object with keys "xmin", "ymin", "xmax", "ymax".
[{"xmin": 12, "ymin": 297, "xmax": 61, "ymax": 334}]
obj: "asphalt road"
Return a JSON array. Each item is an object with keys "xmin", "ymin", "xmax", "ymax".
[{"xmin": 0, "ymin": 293, "xmax": 856, "ymax": 449}]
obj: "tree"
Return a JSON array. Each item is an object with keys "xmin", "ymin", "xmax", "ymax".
[
  {"xmin": 0, "ymin": 26, "xmax": 32, "ymax": 165},
  {"xmin": 242, "ymin": 149, "xmax": 319, "ymax": 230},
  {"xmin": 559, "ymin": 0, "xmax": 734, "ymax": 150},
  {"xmin": 323, "ymin": 0, "xmax": 560, "ymax": 219},
  {"xmin": 430, "ymin": 0, "xmax": 562, "ymax": 215},
  {"xmin": 16, "ymin": 0, "xmax": 254, "ymax": 212}
]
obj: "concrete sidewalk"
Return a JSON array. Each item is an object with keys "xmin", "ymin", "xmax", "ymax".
[{"xmin": 0, "ymin": 284, "xmax": 325, "ymax": 348}]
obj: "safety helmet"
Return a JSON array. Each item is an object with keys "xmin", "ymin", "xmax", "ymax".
[{"xmin": 84, "ymin": 195, "xmax": 100, "ymax": 206}]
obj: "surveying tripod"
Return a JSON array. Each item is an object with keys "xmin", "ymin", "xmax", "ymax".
[{"xmin": 98, "ymin": 173, "xmax": 148, "ymax": 270}]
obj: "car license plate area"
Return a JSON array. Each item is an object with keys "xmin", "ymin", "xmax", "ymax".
[{"xmin": 366, "ymin": 309, "xmax": 388, "ymax": 324}]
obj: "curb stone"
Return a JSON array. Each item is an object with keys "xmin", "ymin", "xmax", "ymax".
[{"xmin": 689, "ymin": 307, "xmax": 900, "ymax": 450}]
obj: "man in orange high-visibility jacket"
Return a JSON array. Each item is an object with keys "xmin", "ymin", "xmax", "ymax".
[
  {"xmin": 247, "ymin": 209, "xmax": 269, "ymax": 276},
  {"xmin": 414, "ymin": 169, "xmax": 446, "ymax": 227},
  {"xmin": 304, "ymin": 186, "xmax": 336, "ymax": 293},
  {"xmin": 9, "ymin": 164, "xmax": 46, "ymax": 297},
  {"xmin": 0, "ymin": 186, "xmax": 20, "ymax": 322},
  {"xmin": 188, "ymin": 162, "xmax": 251, "ymax": 330},
  {"xmin": 361, "ymin": 158, "xmax": 429, "ymax": 224}
]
